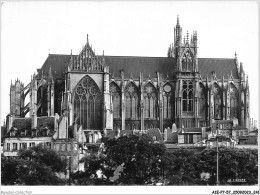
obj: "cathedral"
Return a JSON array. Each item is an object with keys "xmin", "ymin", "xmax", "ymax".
[{"xmin": 9, "ymin": 17, "xmax": 250, "ymax": 132}]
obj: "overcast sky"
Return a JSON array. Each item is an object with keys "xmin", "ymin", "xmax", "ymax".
[{"xmin": 1, "ymin": 1, "xmax": 259, "ymax": 126}]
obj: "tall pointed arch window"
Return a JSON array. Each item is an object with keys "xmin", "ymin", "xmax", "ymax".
[
  {"xmin": 110, "ymin": 82, "xmax": 121, "ymax": 119},
  {"xmin": 125, "ymin": 83, "xmax": 139, "ymax": 119},
  {"xmin": 74, "ymin": 75, "xmax": 102, "ymax": 130},
  {"xmin": 144, "ymin": 83, "xmax": 157, "ymax": 119},
  {"xmin": 181, "ymin": 51, "xmax": 193, "ymax": 72},
  {"xmin": 182, "ymin": 80, "xmax": 193, "ymax": 112},
  {"xmin": 212, "ymin": 83, "xmax": 222, "ymax": 120},
  {"xmin": 163, "ymin": 84, "xmax": 174, "ymax": 119},
  {"xmin": 199, "ymin": 83, "xmax": 206, "ymax": 119},
  {"xmin": 230, "ymin": 84, "xmax": 238, "ymax": 119}
]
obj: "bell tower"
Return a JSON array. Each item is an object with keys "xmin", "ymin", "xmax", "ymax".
[{"xmin": 169, "ymin": 16, "xmax": 200, "ymax": 128}]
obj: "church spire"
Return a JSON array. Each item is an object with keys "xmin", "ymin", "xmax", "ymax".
[
  {"xmin": 102, "ymin": 50, "xmax": 105, "ymax": 65},
  {"xmin": 186, "ymin": 31, "xmax": 189, "ymax": 43},
  {"xmin": 174, "ymin": 15, "xmax": 182, "ymax": 47}
]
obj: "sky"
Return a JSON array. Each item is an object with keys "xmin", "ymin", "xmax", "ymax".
[{"xmin": 1, "ymin": 1, "xmax": 259, "ymax": 127}]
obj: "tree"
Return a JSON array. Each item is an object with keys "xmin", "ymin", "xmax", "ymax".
[
  {"xmin": 162, "ymin": 149, "xmax": 203, "ymax": 185},
  {"xmin": 197, "ymin": 147, "xmax": 258, "ymax": 185},
  {"xmin": 73, "ymin": 134, "xmax": 167, "ymax": 185},
  {"xmin": 71, "ymin": 138, "xmax": 258, "ymax": 186},
  {"xmin": 71, "ymin": 144, "xmax": 115, "ymax": 185},
  {"xmin": 104, "ymin": 134, "xmax": 166, "ymax": 185},
  {"xmin": 161, "ymin": 147, "xmax": 258, "ymax": 186},
  {"xmin": 18, "ymin": 144, "xmax": 66, "ymax": 173},
  {"xmin": 1, "ymin": 145, "xmax": 67, "ymax": 185},
  {"xmin": 1, "ymin": 154, "xmax": 20, "ymax": 185}
]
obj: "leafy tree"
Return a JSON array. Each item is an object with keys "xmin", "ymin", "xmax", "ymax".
[
  {"xmin": 1, "ymin": 154, "xmax": 20, "ymax": 185},
  {"xmin": 197, "ymin": 147, "xmax": 258, "ymax": 185},
  {"xmin": 162, "ymin": 149, "xmax": 203, "ymax": 185},
  {"xmin": 71, "ymin": 144, "xmax": 115, "ymax": 185},
  {"xmin": 72, "ymin": 137, "xmax": 258, "ymax": 186},
  {"xmin": 161, "ymin": 147, "xmax": 258, "ymax": 186},
  {"xmin": 73, "ymin": 134, "xmax": 167, "ymax": 185},
  {"xmin": 18, "ymin": 144, "xmax": 66, "ymax": 173},
  {"xmin": 1, "ymin": 145, "xmax": 67, "ymax": 185},
  {"xmin": 104, "ymin": 134, "xmax": 166, "ymax": 185}
]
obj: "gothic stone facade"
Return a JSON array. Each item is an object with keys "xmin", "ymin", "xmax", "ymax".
[{"xmin": 10, "ymin": 17, "xmax": 250, "ymax": 132}]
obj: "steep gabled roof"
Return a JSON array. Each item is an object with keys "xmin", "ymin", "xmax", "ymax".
[
  {"xmin": 37, "ymin": 117, "xmax": 55, "ymax": 131},
  {"xmin": 105, "ymin": 56, "xmax": 176, "ymax": 79},
  {"xmin": 5, "ymin": 117, "xmax": 55, "ymax": 138},
  {"xmin": 198, "ymin": 58, "xmax": 238, "ymax": 79},
  {"xmin": 37, "ymin": 54, "xmax": 239, "ymax": 80},
  {"xmin": 12, "ymin": 118, "xmax": 31, "ymax": 131},
  {"xmin": 38, "ymin": 54, "xmax": 74, "ymax": 78}
]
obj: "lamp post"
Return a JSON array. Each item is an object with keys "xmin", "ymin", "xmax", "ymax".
[
  {"xmin": 68, "ymin": 156, "xmax": 72, "ymax": 186},
  {"xmin": 216, "ymin": 124, "xmax": 219, "ymax": 186}
]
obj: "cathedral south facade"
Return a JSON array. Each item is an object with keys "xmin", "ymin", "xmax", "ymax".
[{"xmin": 9, "ymin": 17, "xmax": 250, "ymax": 133}]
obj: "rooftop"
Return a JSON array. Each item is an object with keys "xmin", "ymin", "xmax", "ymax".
[
  {"xmin": 5, "ymin": 116, "xmax": 55, "ymax": 138},
  {"xmin": 38, "ymin": 54, "xmax": 239, "ymax": 80}
]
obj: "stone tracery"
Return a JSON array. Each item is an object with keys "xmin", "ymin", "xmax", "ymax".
[
  {"xmin": 74, "ymin": 75, "xmax": 102, "ymax": 130},
  {"xmin": 125, "ymin": 82, "xmax": 139, "ymax": 119},
  {"xmin": 143, "ymin": 83, "xmax": 157, "ymax": 119}
]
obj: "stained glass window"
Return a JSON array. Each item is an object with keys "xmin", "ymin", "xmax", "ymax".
[
  {"xmin": 230, "ymin": 84, "xmax": 238, "ymax": 119},
  {"xmin": 125, "ymin": 83, "xmax": 139, "ymax": 119},
  {"xmin": 144, "ymin": 83, "xmax": 157, "ymax": 119},
  {"xmin": 110, "ymin": 82, "xmax": 121, "ymax": 119},
  {"xmin": 182, "ymin": 51, "xmax": 193, "ymax": 72},
  {"xmin": 182, "ymin": 80, "xmax": 193, "ymax": 112},
  {"xmin": 74, "ymin": 75, "xmax": 102, "ymax": 130},
  {"xmin": 199, "ymin": 83, "xmax": 206, "ymax": 118},
  {"xmin": 212, "ymin": 83, "xmax": 222, "ymax": 119}
]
